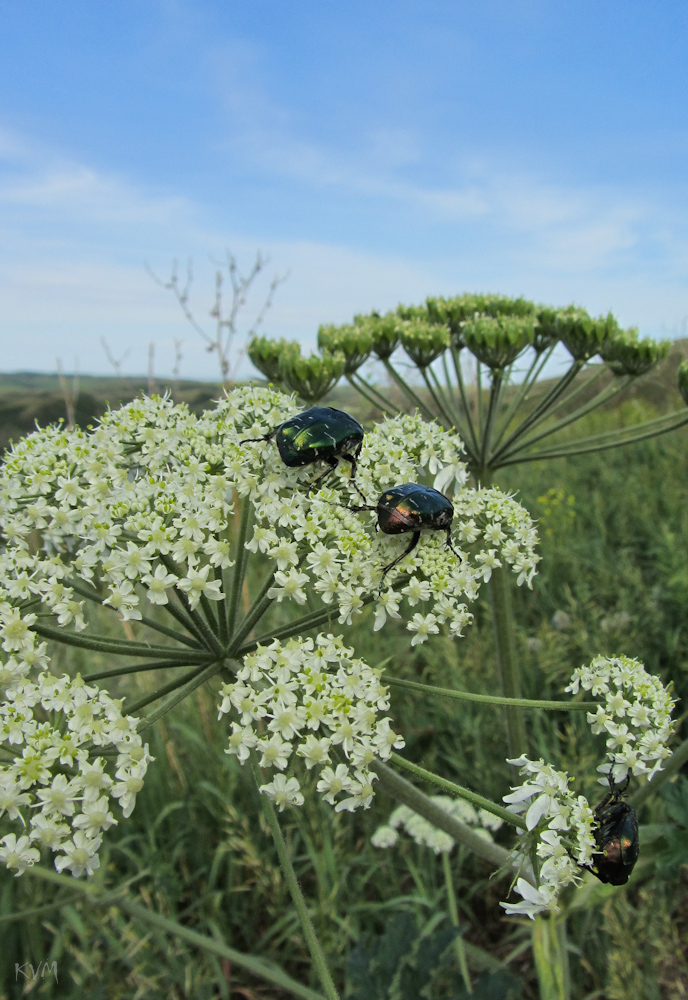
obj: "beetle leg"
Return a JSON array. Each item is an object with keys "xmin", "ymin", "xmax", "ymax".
[
  {"xmin": 240, "ymin": 426, "xmax": 278, "ymax": 445},
  {"xmin": 445, "ymin": 530, "xmax": 462, "ymax": 562},
  {"xmin": 377, "ymin": 531, "xmax": 421, "ymax": 595},
  {"xmin": 340, "ymin": 452, "xmax": 368, "ymax": 503},
  {"xmin": 308, "ymin": 457, "xmax": 339, "ymax": 491}
]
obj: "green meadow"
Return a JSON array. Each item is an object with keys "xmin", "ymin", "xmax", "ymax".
[{"xmin": 1, "ymin": 351, "xmax": 688, "ymax": 1000}]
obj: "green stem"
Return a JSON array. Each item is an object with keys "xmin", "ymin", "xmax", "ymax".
[
  {"xmin": 488, "ymin": 566, "xmax": 527, "ymax": 757},
  {"xmin": 251, "ymin": 757, "xmax": 340, "ymax": 1000},
  {"xmin": 421, "ymin": 366, "xmax": 455, "ymax": 429},
  {"xmin": 489, "ymin": 345, "xmax": 562, "ymax": 453},
  {"xmin": 215, "ymin": 566, "xmax": 230, "ymax": 647},
  {"xmin": 382, "ymin": 359, "xmax": 437, "ymax": 422},
  {"xmin": 160, "ymin": 595, "xmax": 208, "ymax": 646},
  {"xmin": 125, "ymin": 664, "xmax": 211, "ymax": 715},
  {"xmin": 629, "ymin": 735, "xmax": 688, "ymax": 810},
  {"xmin": 475, "ymin": 359, "xmax": 484, "ymax": 442},
  {"xmin": 29, "ymin": 622, "xmax": 206, "ymax": 661},
  {"xmin": 371, "ymin": 760, "xmax": 524, "ymax": 874},
  {"xmin": 67, "ymin": 577, "xmax": 202, "ymax": 650},
  {"xmin": 383, "ymin": 674, "xmax": 596, "ymax": 711},
  {"xmin": 503, "ymin": 374, "xmax": 631, "ymax": 458},
  {"xmin": 389, "ymin": 752, "xmax": 526, "ymax": 830},
  {"xmin": 451, "ymin": 345, "xmax": 480, "ymax": 457},
  {"xmin": 227, "ymin": 498, "xmax": 253, "ymax": 637},
  {"xmin": 228, "ymin": 570, "xmax": 276, "ymax": 654},
  {"xmin": 480, "ymin": 370, "xmax": 503, "ymax": 470},
  {"xmin": 500, "ymin": 415, "xmax": 688, "ymax": 466},
  {"xmin": 348, "ymin": 373, "xmax": 399, "ymax": 415},
  {"xmin": 236, "ymin": 592, "xmax": 378, "ymax": 657},
  {"xmin": 532, "ymin": 914, "xmax": 571, "ymax": 1000},
  {"xmin": 134, "ymin": 662, "xmax": 222, "ymax": 735},
  {"xmin": 24, "ymin": 866, "xmax": 325, "ymax": 1000},
  {"xmin": 491, "ymin": 360, "xmax": 583, "ymax": 463},
  {"xmin": 158, "ymin": 554, "xmax": 224, "ymax": 654},
  {"xmin": 83, "ymin": 659, "xmax": 201, "ymax": 682},
  {"xmin": 442, "ymin": 852, "xmax": 472, "ymax": 994}
]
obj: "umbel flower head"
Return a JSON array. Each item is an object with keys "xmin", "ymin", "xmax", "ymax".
[
  {"xmin": 218, "ymin": 633, "xmax": 404, "ymax": 812},
  {"xmin": 0, "ymin": 664, "xmax": 151, "ymax": 877},
  {"xmin": 0, "ymin": 386, "xmax": 539, "ymax": 873}
]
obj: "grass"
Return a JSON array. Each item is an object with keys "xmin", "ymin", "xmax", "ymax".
[{"xmin": 1, "ymin": 360, "xmax": 688, "ymax": 998}]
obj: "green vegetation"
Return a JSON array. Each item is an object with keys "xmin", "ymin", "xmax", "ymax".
[{"xmin": 1, "ymin": 353, "xmax": 688, "ymax": 999}]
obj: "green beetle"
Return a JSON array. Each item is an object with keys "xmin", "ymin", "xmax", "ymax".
[
  {"xmin": 348, "ymin": 483, "xmax": 462, "ymax": 591},
  {"xmin": 585, "ymin": 775, "xmax": 639, "ymax": 886},
  {"xmin": 242, "ymin": 406, "xmax": 366, "ymax": 497}
]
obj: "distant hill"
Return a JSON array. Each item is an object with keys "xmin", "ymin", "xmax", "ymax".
[{"xmin": 1, "ymin": 338, "xmax": 687, "ymax": 450}]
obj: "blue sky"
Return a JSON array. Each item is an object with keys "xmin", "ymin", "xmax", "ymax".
[{"xmin": 1, "ymin": 0, "xmax": 687, "ymax": 379}]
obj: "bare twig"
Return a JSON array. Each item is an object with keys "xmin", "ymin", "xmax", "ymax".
[
  {"xmin": 147, "ymin": 252, "xmax": 289, "ymax": 384},
  {"xmin": 100, "ymin": 338, "xmax": 130, "ymax": 379}
]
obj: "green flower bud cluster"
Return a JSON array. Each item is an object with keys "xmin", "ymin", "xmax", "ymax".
[
  {"xmin": 278, "ymin": 345, "xmax": 346, "ymax": 402},
  {"xmin": 533, "ymin": 307, "xmax": 561, "ymax": 354},
  {"xmin": 557, "ymin": 309, "xmax": 617, "ymax": 362},
  {"xmin": 248, "ymin": 335, "xmax": 292, "ymax": 382},
  {"xmin": 399, "ymin": 321, "xmax": 450, "ymax": 369},
  {"xmin": 462, "ymin": 316, "xmax": 535, "ymax": 371},
  {"xmin": 362, "ymin": 312, "xmax": 403, "ymax": 360},
  {"xmin": 317, "ymin": 322, "xmax": 373, "ymax": 374},
  {"xmin": 600, "ymin": 328, "xmax": 671, "ymax": 377}
]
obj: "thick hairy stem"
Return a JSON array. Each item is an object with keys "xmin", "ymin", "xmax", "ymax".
[
  {"xmin": 442, "ymin": 852, "xmax": 472, "ymax": 994},
  {"xmin": 370, "ymin": 760, "xmax": 527, "ymax": 876},
  {"xmin": 251, "ymin": 758, "xmax": 340, "ymax": 1000},
  {"xmin": 532, "ymin": 914, "xmax": 571, "ymax": 1000},
  {"xmin": 389, "ymin": 753, "xmax": 526, "ymax": 830},
  {"xmin": 488, "ymin": 567, "xmax": 527, "ymax": 757},
  {"xmin": 383, "ymin": 674, "xmax": 595, "ymax": 711}
]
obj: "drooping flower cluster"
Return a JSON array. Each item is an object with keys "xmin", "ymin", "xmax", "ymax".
[
  {"xmin": 500, "ymin": 654, "xmax": 675, "ymax": 918},
  {"xmin": 218, "ymin": 634, "xmax": 403, "ymax": 812},
  {"xmin": 0, "ymin": 665, "xmax": 150, "ymax": 877},
  {"xmin": 566, "ymin": 654, "xmax": 676, "ymax": 783},
  {"xmin": 371, "ymin": 795, "xmax": 503, "ymax": 854},
  {"xmin": 500, "ymin": 756, "xmax": 597, "ymax": 919}
]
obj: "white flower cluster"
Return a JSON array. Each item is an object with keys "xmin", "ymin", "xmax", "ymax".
[
  {"xmin": 566, "ymin": 654, "xmax": 676, "ymax": 783},
  {"xmin": 500, "ymin": 655, "xmax": 675, "ymax": 918},
  {"xmin": 501, "ymin": 756, "xmax": 596, "ymax": 919},
  {"xmin": 371, "ymin": 795, "xmax": 503, "ymax": 854},
  {"xmin": 0, "ymin": 388, "xmax": 538, "ymax": 656},
  {"xmin": 217, "ymin": 633, "xmax": 404, "ymax": 812},
  {"xmin": 0, "ymin": 666, "xmax": 151, "ymax": 877}
]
